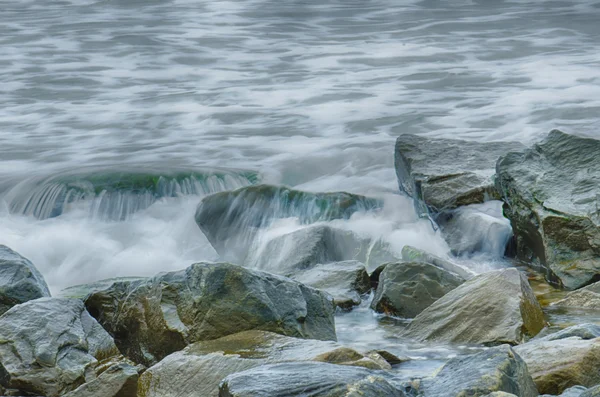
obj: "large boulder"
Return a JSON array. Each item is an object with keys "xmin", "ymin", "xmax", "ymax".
[
  {"xmin": 496, "ymin": 130, "xmax": 600, "ymax": 290},
  {"xmin": 403, "ymin": 268, "xmax": 545, "ymax": 345},
  {"xmin": 401, "ymin": 245, "xmax": 476, "ymax": 280},
  {"xmin": 85, "ymin": 262, "xmax": 336, "ymax": 366},
  {"xmin": 0, "ymin": 245, "xmax": 51, "ymax": 315},
  {"xmin": 0, "ymin": 298, "xmax": 120, "ymax": 397},
  {"xmin": 514, "ymin": 337, "xmax": 600, "ymax": 395},
  {"xmin": 553, "ymin": 281, "xmax": 600, "ymax": 308},
  {"xmin": 138, "ymin": 330, "xmax": 393, "ymax": 397},
  {"xmin": 395, "ymin": 134, "xmax": 524, "ymax": 215},
  {"xmin": 418, "ymin": 345, "xmax": 538, "ymax": 397},
  {"xmin": 195, "ymin": 184, "xmax": 381, "ymax": 261},
  {"xmin": 63, "ymin": 359, "xmax": 141, "ymax": 397},
  {"xmin": 218, "ymin": 361, "xmax": 405, "ymax": 396},
  {"xmin": 290, "ymin": 261, "xmax": 371, "ymax": 309},
  {"xmin": 370, "ymin": 261, "xmax": 464, "ymax": 318}
]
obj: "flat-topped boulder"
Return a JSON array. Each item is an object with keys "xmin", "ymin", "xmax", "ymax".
[
  {"xmin": 418, "ymin": 345, "xmax": 538, "ymax": 397},
  {"xmin": 85, "ymin": 262, "xmax": 336, "ymax": 367},
  {"xmin": 370, "ymin": 261, "xmax": 464, "ymax": 318},
  {"xmin": 0, "ymin": 298, "xmax": 120, "ymax": 397},
  {"xmin": 138, "ymin": 330, "xmax": 394, "ymax": 397},
  {"xmin": 514, "ymin": 336, "xmax": 600, "ymax": 395},
  {"xmin": 403, "ymin": 268, "xmax": 545, "ymax": 345},
  {"xmin": 496, "ymin": 130, "xmax": 600, "ymax": 290},
  {"xmin": 0, "ymin": 245, "xmax": 51, "ymax": 315},
  {"xmin": 395, "ymin": 134, "xmax": 524, "ymax": 214},
  {"xmin": 195, "ymin": 184, "xmax": 381, "ymax": 261},
  {"xmin": 218, "ymin": 361, "xmax": 405, "ymax": 396}
]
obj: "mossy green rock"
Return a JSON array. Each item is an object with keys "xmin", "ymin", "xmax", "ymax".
[
  {"xmin": 496, "ymin": 130, "xmax": 600, "ymax": 290},
  {"xmin": 85, "ymin": 262, "xmax": 336, "ymax": 367},
  {"xmin": 195, "ymin": 184, "xmax": 381, "ymax": 261},
  {"xmin": 403, "ymin": 268, "xmax": 545, "ymax": 345}
]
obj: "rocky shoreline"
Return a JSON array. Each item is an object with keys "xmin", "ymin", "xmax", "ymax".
[{"xmin": 1, "ymin": 129, "xmax": 600, "ymax": 396}]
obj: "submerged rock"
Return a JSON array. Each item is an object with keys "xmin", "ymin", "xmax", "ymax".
[
  {"xmin": 553, "ymin": 281, "xmax": 600, "ymax": 308},
  {"xmin": 138, "ymin": 330, "xmax": 392, "ymax": 397},
  {"xmin": 85, "ymin": 262, "xmax": 336, "ymax": 367},
  {"xmin": 0, "ymin": 298, "xmax": 119, "ymax": 397},
  {"xmin": 419, "ymin": 345, "xmax": 538, "ymax": 397},
  {"xmin": 496, "ymin": 130, "xmax": 600, "ymax": 290},
  {"xmin": 401, "ymin": 245, "xmax": 476, "ymax": 280},
  {"xmin": 514, "ymin": 337, "xmax": 600, "ymax": 395},
  {"xmin": 403, "ymin": 268, "xmax": 545, "ymax": 345},
  {"xmin": 195, "ymin": 184, "xmax": 381, "ymax": 261},
  {"xmin": 290, "ymin": 261, "xmax": 371, "ymax": 309},
  {"xmin": 218, "ymin": 361, "xmax": 405, "ymax": 396},
  {"xmin": 370, "ymin": 261, "xmax": 464, "ymax": 318},
  {"xmin": 394, "ymin": 133, "xmax": 524, "ymax": 215},
  {"xmin": 0, "ymin": 245, "xmax": 51, "ymax": 315}
]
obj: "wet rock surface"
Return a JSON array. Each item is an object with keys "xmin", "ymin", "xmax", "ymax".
[
  {"xmin": 401, "ymin": 245, "xmax": 476, "ymax": 280},
  {"xmin": 496, "ymin": 130, "xmax": 600, "ymax": 290},
  {"xmin": 370, "ymin": 261, "xmax": 464, "ymax": 318},
  {"xmin": 403, "ymin": 268, "xmax": 545, "ymax": 345},
  {"xmin": 553, "ymin": 281, "xmax": 600, "ymax": 308},
  {"xmin": 0, "ymin": 245, "xmax": 51, "ymax": 315},
  {"xmin": 85, "ymin": 262, "xmax": 336, "ymax": 366}
]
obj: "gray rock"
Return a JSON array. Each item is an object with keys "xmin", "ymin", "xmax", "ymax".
[
  {"xmin": 0, "ymin": 245, "xmax": 50, "ymax": 315},
  {"xmin": 0, "ymin": 298, "xmax": 120, "ymax": 397},
  {"xmin": 137, "ymin": 330, "xmax": 393, "ymax": 397},
  {"xmin": 536, "ymin": 324, "xmax": 600, "ymax": 342},
  {"xmin": 540, "ymin": 385, "xmax": 588, "ymax": 397},
  {"xmin": 401, "ymin": 245, "xmax": 476, "ymax": 280},
  {"xmin": 582, "ymin": 385, "xmax": 600, "ymax": 397},
  {"xmin": 420, "ymin": 345, "xmax": 538, "ymax": 397},
  {"xmin": 403, "ymin": 268, "xmax": 545, "ymax": 345},
  {"xmin": 496, "ymin": 130, "xmax": 600, "ymax": 290},
  {"xmin": 85, "ymin": 262, "xmax": 336, "ymax": 367},
  {"xmin": 195, "ymin": 184, "xmax": 381, "ymax": 261},
  {"xmin": 394, "ymin": 133, "xmax": 524, "ymax": 215},
  {"xmin": 370, "ymin": 261, "xmax": 464, "ymax": 318},
  {"xmin": 62, "ymin": 360, "xmax": 140, "ymax": 397},
  {"xmin": 290, "ymin": 261, "xmax": 371, "ymax": 309},
  {"xmin": 218, "ymin": 361, "xmax": 405, "ymax": 396},
  {"xmin": 553, "ymin": 281, "xmax": 600, "ymax": 308},
  {"xmin": 57, "ymin": 277, "xmax": 147, "ymax": 300},
  {"xmin": 514, "ymin": 337, "xmax": 600, "ymax": 395}
]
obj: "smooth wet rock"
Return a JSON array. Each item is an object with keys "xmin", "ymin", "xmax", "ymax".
[
  {"xmin": 195, "ymin": 184, "xmax": 381, "ymax": 261},
  {"xmin": 514, "ymin": 337, "xmax": 600, "ymax": 395},
  {"xmin": 401, "ymin": 245, "xmax": 476, "ymax": 280},
  {"xmin": 582, "ymin": 385, "xmax": 600, "ymax": 397},
  {"xmin": 553, "ymin": 281, "xmax": 600, "ymax": 308},
  {"xmin": 63, "ymin": 359, "xmax": 140, "ymax": 397},
  {"xmin": 403, "ymin": 268, "xmax": 545, "ymax": 345},
  {"xmin": 536, "ymin": 323, "xmax": 600, "ymax": 341},
  {"xmin": 138, "ymin": 330, "xmax": 393, "ymax": 397},
  {"xmin": 394, "ymin": 133, "xmax": 524, "ymax": 214},
  {"xmin": 0, "ymin": 245, "xmax": 51, "ymax": 315},
  {"xmin": 85, "ymin": 262, "xmax": 336, "ymax": 366},
  {"xmin": 370, "ymin": 261, "xmax": 463, "ymax": 318},
  {"xmin": 496, "ymin": 130, "xmax": 600, "ymax": 290},
  {"xmin": 219, "ymin": 361, "xmax": 405, "ymax": 396},
  {"xmin": 419, "ymin": 345, "xmax": 538, "ymax": 397},
  {"xmin": 290, "ymin": 261, "xmax": 371, "ymax": 309},
  {"xmin": 437, "ymin": 201, "xmax": 513, "ymax": 257},
  {"xmin": 0, "ymin": 298, "xmax": 119, "ymax": 397}
]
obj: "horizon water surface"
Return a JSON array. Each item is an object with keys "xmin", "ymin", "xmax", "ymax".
[{"xmin": 2, "ymin": 0, "xmax": 600, "ymax": 376}]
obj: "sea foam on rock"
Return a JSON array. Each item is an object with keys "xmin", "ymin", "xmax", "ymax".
[
  {"xmin": 496, "ymin": 130, "xmax": 600, "ymax": 290},
  {"xmin": 0, "ymin": 298, "xmax": 120, "ymax": 397},
  {"xmin": 403, "ymin": 268, "xmax": 545, "ymax": 345},
  {"xmin": 84, "ymin": 262, "xmax": 336, "ymax": 367},
  {"xmin": 0, "ymin": 245, "xmax": 51, "ymax": 315}
]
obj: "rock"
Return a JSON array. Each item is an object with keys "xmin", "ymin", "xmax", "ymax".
[
  {"xmin": 437, "ymin": 201, "xmax": 513, "ymax": 258},
  {"xmin": 394, "ymin": 133, "xmax": 524, "ymax": 215},
  {"xmin": 370, "ymin": 261, "xmax": 463, "ymax": 318},
  {"xmin": 401, "ymin": 245, "xmax": 476, "ymax": 280},
  {"xmin": 195, "ymin": 184, "xmax": 381, "ymax": 261},
  {"xmin": 496, "ymin": 130, "xmax": 600, "ymax": 290},
  {"xmin": 137, "ymin": 330, "xmax": 392, "ymax": 397},
  {"xmin": 553, "ymin": 281, "xmax": 600, "ymax": 308},
  {"xmin": 0, "ymin": 298, "xmax": 120, "ymax": 397},
  {"xmin": 0, "ymin": 245, "xmax": 51, "ymax": 315},
  {"xmin": 63, "ymin": 360, "xmax": 140, "ymax": 397},
  {"xmin": 218, "ymin": 361, "xmax": 405, "ymax": 396},
  {"xmin": 536, "ymin": 324, "xmax": 600, "ymax": 341},
  {"xmin": 419, "ymin": 345, "xmax": 538, "ymax": 397},
  {"xmin": 514, "ymin": 337, "xmax": 600, "ymax": 395},
  {"xmin": 58, "ymin": 277, "xmax": 148, "ymax": 299},
  {"xmin": 403, "ymin": 268, "xmax": 545, "ymax": 345},
  {"xmin": 85, "ymin": 262, "xmax": 336, "ymax": 366},
  {"xmin": 540, "ymin": 385, "xmax": 588, "ymax": 397},
  {"xmin": 290, "ymin": 261, "xmax": 371, "ymax": 309},
  {"xmin": 582, "ymin": 385, "xmax": 600, "ymax": 397},
  {"xmin": 482, "ymin": 393, "xmax": 519, "ymax": 397}
]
